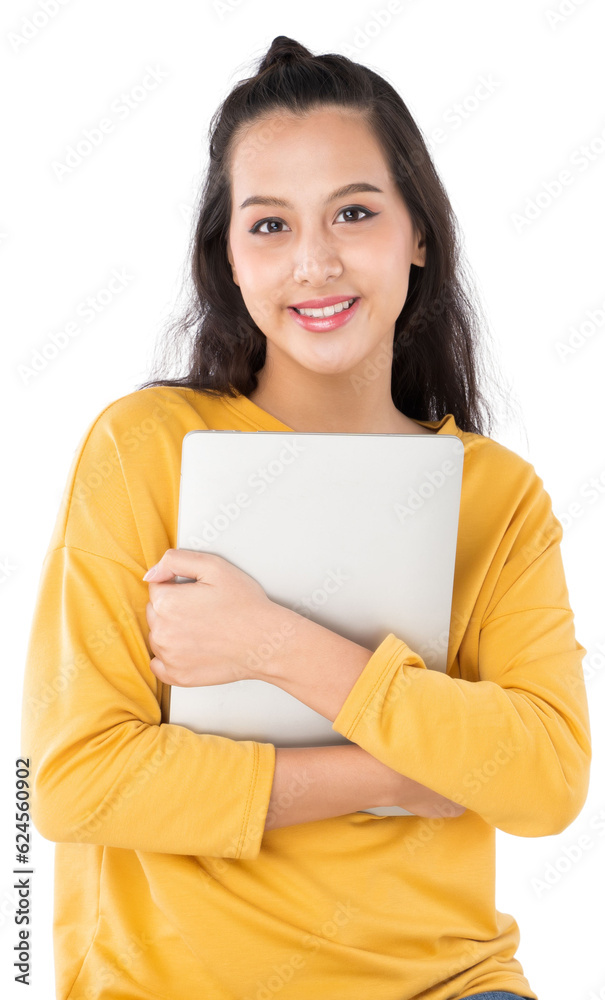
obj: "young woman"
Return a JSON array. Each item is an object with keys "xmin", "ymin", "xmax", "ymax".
[{"xmin": 22, "ymin": 35, "xmax": 591, "ymax": 1000}]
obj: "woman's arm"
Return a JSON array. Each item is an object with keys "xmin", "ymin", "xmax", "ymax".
[
  {"xmin": 21, "ymin": 400, "xmax": 283, "ymax": 862},
  {"xmin": 264, "ymin": 743, "xmax": 465, "ymax": 830},
  {"xmin": 258, "ymin": 472, "xmax": 592, "ymax": 838}
]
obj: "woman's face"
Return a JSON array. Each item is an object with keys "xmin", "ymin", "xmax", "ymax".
[{"xmin": 226, "ymin": 106, "xmax": 425, "ymax": 379}]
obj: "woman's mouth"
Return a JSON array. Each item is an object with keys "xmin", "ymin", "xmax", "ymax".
[{"xmin": 287, "ymin": 297, "xmax": 361, "ymax": 331}]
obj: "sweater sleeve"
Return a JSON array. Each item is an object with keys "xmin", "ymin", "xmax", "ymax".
[
  {"xmin": 331, "ymin": 473, "xmax": 592, "ymax": 838},
  {"xmin": 20, "ymin": 405, "xmax": 276, "ymax": 860}
]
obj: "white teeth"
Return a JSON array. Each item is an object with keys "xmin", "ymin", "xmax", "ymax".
[{"xmin": 295, "ymin": 298, "xmax": 356, "ymax": 317}]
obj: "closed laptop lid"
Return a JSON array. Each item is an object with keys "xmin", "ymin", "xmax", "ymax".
[{"xmin": 169, "ymin": 429, "xmax": 464, "ymax": 755}]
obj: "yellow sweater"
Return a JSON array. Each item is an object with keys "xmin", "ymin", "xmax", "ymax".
[{"xmin": 21, "ymin": 385, "xmax": 591, "ymax": 1000}]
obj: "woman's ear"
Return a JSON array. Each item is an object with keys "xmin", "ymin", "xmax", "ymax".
[{"xmin": 412, "ymin": 229, "xmax": 427, "ymax": 267}]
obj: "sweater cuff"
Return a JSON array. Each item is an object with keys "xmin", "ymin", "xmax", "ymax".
[
  {"xmin": 237, "ymin": 740, "xmax": 277, "ymax": 859},
  {"xmin": 331, "ymin": 632, "xmax": 428, "ymax": 740}
]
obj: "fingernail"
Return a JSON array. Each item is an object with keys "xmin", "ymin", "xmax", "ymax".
[{"xmin": 143, "ymin": 565, "xmax": 158, "ymax": 581}]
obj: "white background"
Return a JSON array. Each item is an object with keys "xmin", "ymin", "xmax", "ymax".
[{"xmin": 1, "ymin": 0, "xmax": 604, "ymax": 997}]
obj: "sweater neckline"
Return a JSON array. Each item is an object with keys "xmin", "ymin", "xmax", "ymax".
[{"xmin": 221, "ymin": 390, "xmax": 461, "ymax": 438}]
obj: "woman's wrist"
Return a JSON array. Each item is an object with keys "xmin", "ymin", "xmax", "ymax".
[
  {"xmin": 264, "ymin": 743, "xmax": 402, "ymax": 831},
  {"xmin": 347, "ymin": 743, "xmax": 405, "ymax": 808}
]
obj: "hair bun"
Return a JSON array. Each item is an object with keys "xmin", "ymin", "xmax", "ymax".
[{"xmin": 258, "ymin": 35, "xmax": 311, "ymax": 72}]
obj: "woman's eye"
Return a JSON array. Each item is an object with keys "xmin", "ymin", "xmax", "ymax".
[
  {"xmin": 335, "ymin": 206, "xmax": 374, "ymax": 223},
  {"xmin": 252, "ymin": 219, "xmax": 289, "ymax": 235},
  {"xmin": 250, "ymin": 206, "xmax": 376, "ymax": 235}
]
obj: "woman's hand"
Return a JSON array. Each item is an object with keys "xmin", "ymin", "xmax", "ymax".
[{"xmin": 144, "ymin": 549, "xmax": 280, "ymax": 687}]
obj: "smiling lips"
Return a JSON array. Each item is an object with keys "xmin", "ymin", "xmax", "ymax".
[{"xmin": 287, "ymin": 296, "xmax": 361, "ymax": 331}]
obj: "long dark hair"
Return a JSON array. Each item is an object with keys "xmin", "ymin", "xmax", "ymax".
[{"xmin": 138, "ymin": 34, "xmax": 521, "ymax": 438}]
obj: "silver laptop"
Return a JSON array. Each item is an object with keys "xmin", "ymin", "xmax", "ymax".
[{"xmin": 169, "ymin": 429, "xmax": 464, "ymax": 817}]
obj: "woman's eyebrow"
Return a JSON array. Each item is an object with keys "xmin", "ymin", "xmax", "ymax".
[{"xmin": 239, "ymin": 182, "xmax": 384, "ymax": 210}]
